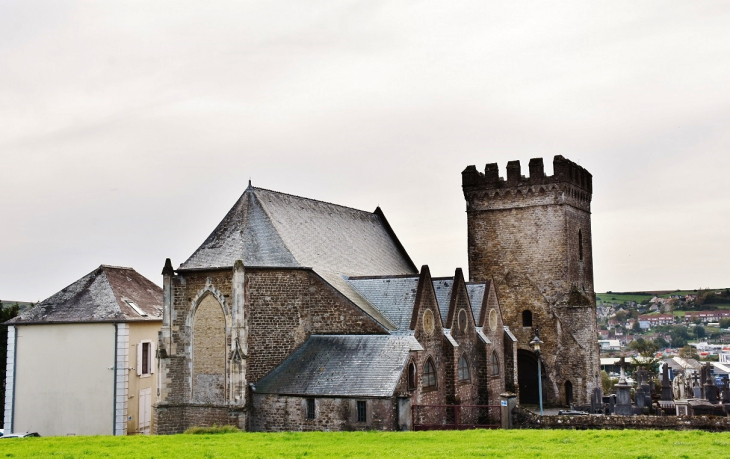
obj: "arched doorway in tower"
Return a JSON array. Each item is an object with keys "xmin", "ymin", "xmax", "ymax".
[{"xmin": 517, "ymin": 349, "xmax": 546, "ymax": 405}]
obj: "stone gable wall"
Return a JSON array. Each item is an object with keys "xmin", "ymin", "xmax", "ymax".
[{"xmin": 244, "ymin": 268, "xmax": 386, "ymax": 383}]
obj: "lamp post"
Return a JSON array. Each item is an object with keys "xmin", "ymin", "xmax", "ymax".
[{"xmin": 530, "ymin": 327, "xmax": 545, "ymax": 416}]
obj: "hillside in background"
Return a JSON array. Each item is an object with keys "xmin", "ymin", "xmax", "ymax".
[{"xmin": 0, "ymin": 300, "xmax": 34, "ymax": 314}]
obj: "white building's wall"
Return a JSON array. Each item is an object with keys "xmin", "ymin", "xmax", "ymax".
[
  {"xmin": 3, "ymin": 326, "xmax": 16, "ymax": 432},
  {"xmin": 13, "ymin": 323, "xmax": 115, "ymax": 436}
]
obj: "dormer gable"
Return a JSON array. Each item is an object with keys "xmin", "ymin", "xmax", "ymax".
[
  {"xmin": 444, "ymin": 268, "xmax": 476, "ymax": 340},
  {"xmin": 409, "ymin": 265, "xmax": 444, "ymax": 337}
]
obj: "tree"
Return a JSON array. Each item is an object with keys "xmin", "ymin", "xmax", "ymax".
[
  {"xmin": 655, "ymin": 336, "xmax": 670, "ymax": 349},
  {"xmin": 720, "ymin": 318, "xmax": 730, "ymax": 329},
  {"xmin": 629, "ymin": 338, "xmax": 662, "ymax": 375},
  {"xmin": 695, "ymin": 326, "xmax": 706, "ymax": 339},
  {"xmin": 632, "ymin": 321, "xmax": 641, "ymax": 332},
  {"xmin": 615, "ymin": 311, "xmax": 628, "ymax": 322},
  {"xmin": 679, "ymin": 346, "xmax": 699, "ymax": 360},
  {"xmin": 1, "ymin": 302, "xmax": 20, "ymax": 413},
  {"xmin": 600, "ymin": 370, "xmax": 616, "ymax": 393}
]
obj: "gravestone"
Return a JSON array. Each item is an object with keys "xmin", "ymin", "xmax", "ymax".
[
  {"xmin": 661, "ymin": 365, "xmax": 673, "ymax": 401},
  {"xmin": 590, "ymin": 387, "xmax": 603, "ymax": 414},
  {"xmin": 615, "ymin": 357, "xmax": 633, "ymax": 416},
  {"xmin": 721, "ymin": 376, "xmax": 730, "ymax": 404},
  {"xmin": 635, "ymin": 387, "xmax": 646, "ymax": 409}
]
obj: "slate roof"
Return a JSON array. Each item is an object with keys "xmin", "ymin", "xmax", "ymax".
[
  {"xmin": 431, "ymin": 279, "xmax": 453, "ymax": 324},
  {"xmin": 180, "ymin": 185, "xmax": 418, "ymax": 330},
  {"xmin": 432, "ymin": 279, "xmax": 488, "ymax": 325},
  {"xmin": 466, "ymin": 283, "xmax": 486, "ymax": 322},
  {"xmin": 255, "ymin": 335, "xmax": 422, "ymax": 397},
  {"xmin": 346, "ymin": 276, "xmax": 419, "ymax": 332},
  {"xmin": 9, "ymin": 265, "xmax": 163, "ymax": 324}
]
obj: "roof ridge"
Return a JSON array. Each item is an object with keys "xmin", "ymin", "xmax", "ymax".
[
  {"xmin": 252, "ymin": 186, "xmax": 375, "ymax": 216},
  {"xmin": 347, "ymin": 274, "xmax": 419, "ymax": 280},
  {"xmin": 100, "ymin": 264, "xmax": 135, "ymax": 270}
]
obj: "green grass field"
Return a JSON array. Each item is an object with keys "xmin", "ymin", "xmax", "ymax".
[{"xmin": 3, "ymin": 430, "xmax": 730, "ymax": 458}]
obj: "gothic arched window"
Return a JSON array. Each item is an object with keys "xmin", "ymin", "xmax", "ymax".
[
  {"xmin": 491, "ymin": 351, "xmax": 500, "ymax": 376},
  {"xmin": 408, "ymin": 361, "xmax": 417, "ymax": 390},
  {"xmin": 458, "ymin": 355, "xmax": 470, "ymax": 381},
  {"xmin": 423, "ymin": 358, "xmax": 437, "ymax": 389}
]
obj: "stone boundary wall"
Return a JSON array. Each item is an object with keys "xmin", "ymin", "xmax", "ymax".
[
  {"xmin": 154, "ymin": 404, "xmax": 247, "ymax": 434},
  {"xmin": 513, "ymin": 406, "xmax": 730, "ymax": 432}
]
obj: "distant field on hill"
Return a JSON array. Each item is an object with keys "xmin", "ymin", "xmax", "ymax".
[
  {"xmin": 3, "ymin": 430, "xmax": 730, "ymax": 458},
  {"xmin": 0, "ymin": 301, "xmax": 34, "ymax": 313},
  {"xmin": 597, "ymin": 289, "xmax": 728, "ymax": 306}
]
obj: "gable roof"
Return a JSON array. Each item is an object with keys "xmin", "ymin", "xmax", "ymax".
[
  {"xmin": 180, "ymin": 185, "xmax": 419, "ymax": 330},
  {"xmin": 431, "ymin": 278, "xmax": 454, "ymax": 324},
  {"xmin": 254, "ymin": 335, "xmax": 423, "ymax": 397},
  {"xmin": 346, "ymin": 275, "xmax": 419, "ymax": 332},
  {"xmin": 9, "ymin": 265, "xmax": 163, "ymax": 324}
]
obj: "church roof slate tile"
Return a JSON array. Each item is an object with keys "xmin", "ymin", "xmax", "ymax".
[
  {"xmin": 254, "ymin": 335, "xmax": 421, "ymax": 397},
  {"xmin": 346, "ymin": 276, "xmax": 419, "ymax": 332},
  {"xmin": 180, "ymin": 185, "xmax": 418, "ymax": 330},
  {"xmin": 9, "ymin": 265, "xmax": 163, "ymax": 324}
]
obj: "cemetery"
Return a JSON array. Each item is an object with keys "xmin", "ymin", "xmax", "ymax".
[{"xmin": 511, "ymin": 356, "xmax": 730, "ymax": 431}]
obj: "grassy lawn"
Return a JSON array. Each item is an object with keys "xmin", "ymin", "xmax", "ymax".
[{"xmin": 3, "ymin": 430, "xmax": 730, "ymax": 458}]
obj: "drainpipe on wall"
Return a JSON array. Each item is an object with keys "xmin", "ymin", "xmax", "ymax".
[{"xmin": 113, "ymin": 323, "xmax": 118, "ymax": 436}]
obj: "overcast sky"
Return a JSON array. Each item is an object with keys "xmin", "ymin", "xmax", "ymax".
[{"xmin": 2, "ymin": 1, "xmax": 729, "ymax": 302}]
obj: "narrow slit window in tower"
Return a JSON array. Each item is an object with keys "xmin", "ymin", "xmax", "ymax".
[{"xmin": 522, "ymin": 310, "xmax": 533, "ymax": 327}]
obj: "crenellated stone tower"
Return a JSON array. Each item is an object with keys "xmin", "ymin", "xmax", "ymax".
[{"xmin": 462, "ymin": 155, "xmax": 599, "ymax": 407}]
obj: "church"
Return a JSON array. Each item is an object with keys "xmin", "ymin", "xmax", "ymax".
[{"xmin": 154, "ymin": 155, "xmax": 599, "ymax": 433}]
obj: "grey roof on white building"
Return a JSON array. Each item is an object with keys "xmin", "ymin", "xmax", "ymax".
[
  {"xmin": 9, "ymin": 265, "xmax": 163, "ymax": 324},
  {"xmin": 180, "ymin": 185, "xmax": 418, "ymax": 330},
  {"xmin": 255, "ymin": 335, "xmax": 422, "ymax": 397},
  {"xmin": 346, "ymin": 276, "xmax": 419, "ymax": 332}
]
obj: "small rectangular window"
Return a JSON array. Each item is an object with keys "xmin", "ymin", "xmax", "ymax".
[
  {"xmin": 142, "ymin": 342, "xmax": 150, "ymax": 375},
  {"xmin": 307, "ymin": 398, "xmax": 315, "ymax": 420},
  {"xmin": 356, "ymin": 401, "xmax": 366, "ymax": 423}
]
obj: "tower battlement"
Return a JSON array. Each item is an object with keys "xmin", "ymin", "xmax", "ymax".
[{"xmin": 462, "ymin": 155, "xmax": 592, "ymax": 194}]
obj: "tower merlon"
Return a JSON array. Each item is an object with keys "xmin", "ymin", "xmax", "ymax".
[{"xmin": 462, "ymin": 155, "xmax": 592, "ymax": 193}]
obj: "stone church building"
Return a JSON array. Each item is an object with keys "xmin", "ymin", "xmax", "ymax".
[{"xmin": 155, "ymin": 155, "xmax": 599, "ymax": 433}]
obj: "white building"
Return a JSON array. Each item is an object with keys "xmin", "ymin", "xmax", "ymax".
[{"xmin": 3, "ymin": 265, "xmax": 162, "ymax": 437}]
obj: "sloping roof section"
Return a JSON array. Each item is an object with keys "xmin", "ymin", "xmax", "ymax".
[
  {"xmin": 431, "ymin": 279, "xmax": 454, "ymax": 324},
  {"xmin": 255, "ymin": 335, "xmax": 422, "ymax": 397},
  {"xmin": 466, "ymin": 283, "xmax": 486, "ymax": 323},
  {"xmin": 180, "ymin": 185, "xmax": 418, "ymax": 330},
  {"xmin": 9, "ymin": 265, "xmax": 163, "ymax": 324},
  {"xmin": 347, "ymin": 276, "xmax": 419, "ymax": 332}
]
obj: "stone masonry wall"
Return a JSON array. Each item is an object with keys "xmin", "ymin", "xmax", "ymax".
[
  {"xmin": 462, "ymin": 156, "xmax": 599, "ymax": 406},
  {"xmin": 251, "ymin": 395, "xmax": 397, "ymax": 432},
  {"xmin": 513, "ymin": 406, "xmax": 730, "ymax": 432},
  {"xmin": 245, "ymin": 268, "xmax": 387, "ymax": 384}
]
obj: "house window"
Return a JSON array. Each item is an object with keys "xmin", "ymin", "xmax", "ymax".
[
  {"xmin": 458, "ymin": 355, "xmax": 470, "ymax": 381},
  {"xmin": 522, "ymin": 310, "xmax": 533, "ymax": 327},
  {"xmin": 423, "ymin": 358, "xmax": 437, "ymax": 389},
  {"xmin": 307, "ymin": 398, "xmax": 315, "ymax": 420},
  {"xmin": 408, "ymin": 361, "xmax": 417, "ymax": 390},
  {"xmin": 142, "ymin": 343, "xmax": 150, "ymax": 374},
  {"xmin": 578, "ymin": 230, "xmax": 583, "ymax": 261},
  {"xmin": 491, "ymin": 351, "xmax": 500, "ymax": 376},
  {"xmin": 356, "ymin": 400, "xmax": 367, "ymax": 423},
  {"xmin": 137, "ymin": 341, "xmax": 155, "ymax": 377}
]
